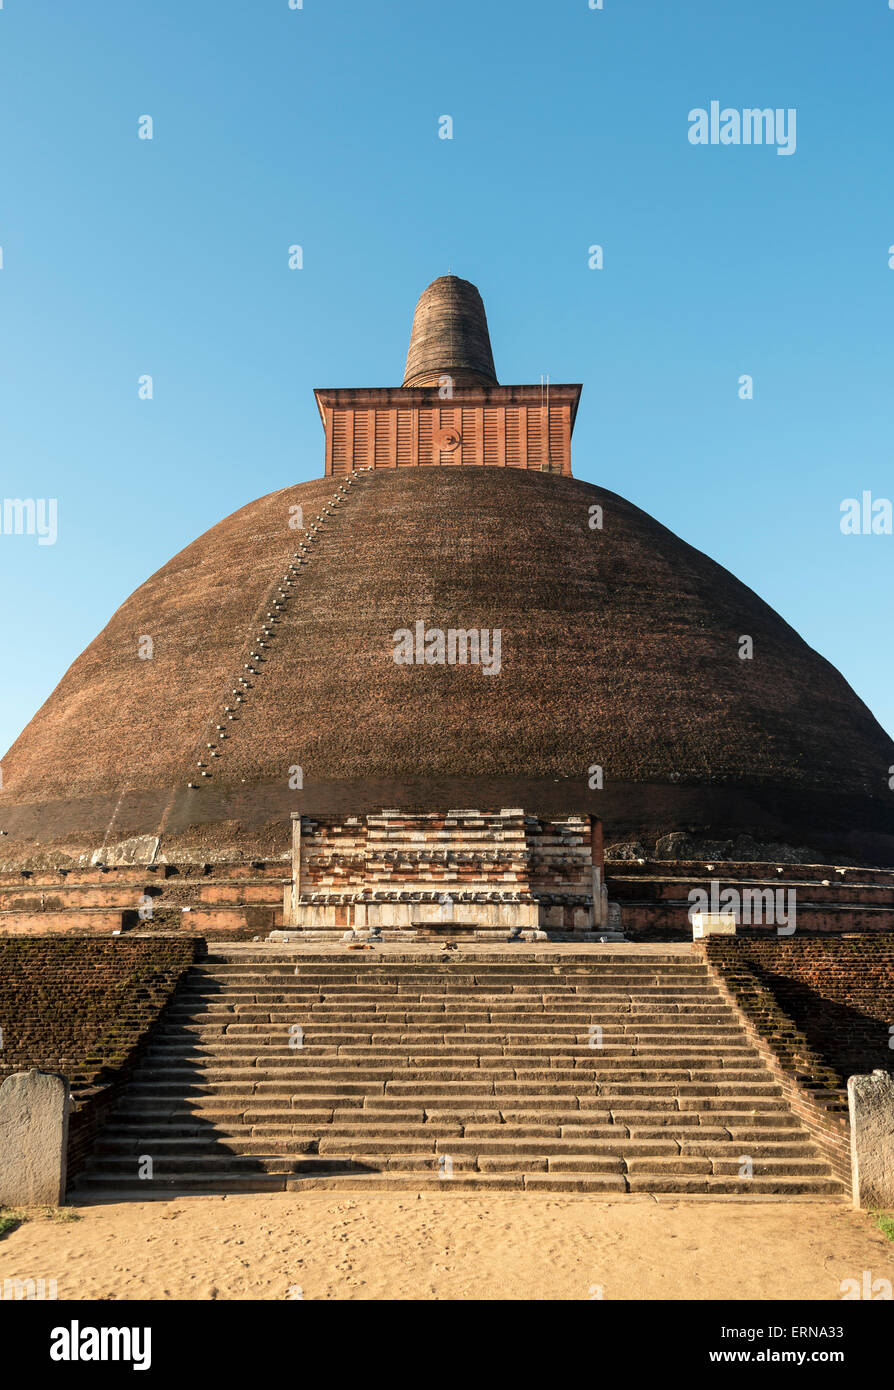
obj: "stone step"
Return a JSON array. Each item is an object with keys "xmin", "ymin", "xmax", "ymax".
[
  {"xmin": 145, "ymin": 1030, "xmax": 759, "ymax": 1046},
  {"xmin": 163, "ymin": 1008, "xmax": 740, "ymax": 1024},
  {"xmin": 78, "ymin": 1140, "xmax": 837, "ymax": 1175},
  {"xmin": 182, "ymin": 980, "xmax": 716, "ymax": 994},
  {"xmin": 201, "ymin": 960, "xmax": 698, "ymax": 970},
  {"xmin": 163, "ymin": 1003, "xmax": 733, "ymax": 1017},
  {"xmin": 136, "ymin": 1050, "xmax": 770, "ymax": 1072},
  {"xmin": 74, "ymin": 1172, "xmax": 536, "ymax": 1194},
  {"xmin": 130, "ymin": 1073, "xmax": 778, "ymax": 1095},
  {"xmin": 112, "ymin": 1099, "xmax": 808, "ymax": 1131},
  {"xmin": 149, "ymin": 1025, "xmax": 751, "ymax": 1043},
  {"xmin": 119, "ymin": 1078, "xmax": 793, "ymax": 1107},
  {"xmin": 168, "ymin": 997, "xmax": 732, "ymax": 1008},
  {"xmin": 161, "ymin": 1024, "xmax": 747, "ymax": 1038},
  {"xmin": 200, "ymin": 955, "xmax": 697, "ymax": 967},
  {"xmin": 138, "ymin": 1045, "xmax": 761, "ymax": 1061},
  {"xmin": 137, "ymin": 1060, "xmax": 764, "ymax": 1080},
  {"xmin": 75, "ymin": 1171, "xmax": 841, "ymax": 1197},
  {"xmin": 170, "ymin": 989, "xmax": 729, "ymax": 1000},
  {"xmin": 80, "ymin": 1154, "xmax": 362, "ymax": 1175},
  {"xmin": 192, "ymin": 962, "xmax": 709, "ymax": 972},
  {"xmin": 173, "ymin": 987, "xmax": 725, "ymax": 1001},
  {"xmin": 112, "ymin": 1090, "xmax": 808, "ymax": 1119},
  {"xmin": 96, "ymin": 1125, "xmax": 823, "ymax": 1158},
  {"xmin": 177, "ymin": 972, "xmax": 718, "ymax": 984},
  {"xmin": 522, "ymin": 1174, "xmax": 841, "ymax": 1195}
]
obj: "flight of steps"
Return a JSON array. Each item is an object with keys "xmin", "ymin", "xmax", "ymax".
[{"xmin": 75, "ymin": 948, "xmax": 845, "ymax": 1197}]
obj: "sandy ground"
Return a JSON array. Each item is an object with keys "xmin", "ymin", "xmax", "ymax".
[{"xmin": 2, "ymin": 1195, "xmax": 893, "ymax": 1301}]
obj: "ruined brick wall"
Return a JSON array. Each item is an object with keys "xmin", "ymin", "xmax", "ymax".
[
  {"xmin": 705, "ymin": 936, "xmax": 894, "ymax": 1083},
  {"xmin": 299, "ymin": 810, "xmax": 531, "ymax": 893},
  {"xmin": 607, "ymin": 861, "xmax": 894, "ymax": 938},
  {"xmin": 289, "ymin": 810, "xmax": 600, "ymax": 931},
  {"xmin": 0, "ymin": 861, "xmax": 285, "ymax": 938},
  {"xmin": 0, "ymin": 936, "xmax": 200, "ymax": 1185},
  {"xmin": 703, "ymin": 936, "xmax": 894, "ymax": 1186}
]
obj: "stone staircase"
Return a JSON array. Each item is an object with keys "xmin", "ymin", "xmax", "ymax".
[{"xmin": 74, "ymin": 947, "xmax": 846, "ymax": 1197}]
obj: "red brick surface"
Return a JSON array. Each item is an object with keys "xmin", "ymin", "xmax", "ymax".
[
  {"xmin": 0, "ymin": 936, "xmax": 199, "ymax": 1182},
  {"xmin": 703, "ymin": 935, "xmax": 894, "ymax": 1185}
]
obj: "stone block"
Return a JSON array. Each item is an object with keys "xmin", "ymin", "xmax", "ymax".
[
  {"xmin": 0, "ymin": 1069, "xmax": 69, "ymax": 1206},
  {"xmin": 91, "ymin": 834, "xmax": 160, "ymax": 867},
  {"xmin": 692, "ymin": 911, "xmax": 737, "ymax": 939},
  {"xmin": 848, "ymin": 1069, "xmax": 894, "ymax": 1209}
]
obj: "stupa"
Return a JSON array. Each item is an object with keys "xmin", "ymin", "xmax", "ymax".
[{"xmin": 2, "ymin": 275, "xmax": 893, "ymax": 937}]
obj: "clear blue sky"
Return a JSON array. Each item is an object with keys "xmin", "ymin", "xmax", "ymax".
[{"xmin": 1, "ymin": 0, "xmax": 892, "ymax": 758}]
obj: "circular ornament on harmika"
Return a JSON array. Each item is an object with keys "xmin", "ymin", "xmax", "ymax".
[{"xmin": 435, "ymin": 426, "xmax": 462, "ymax": 452}]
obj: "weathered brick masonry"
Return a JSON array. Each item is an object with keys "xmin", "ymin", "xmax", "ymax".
[
  {"xmin": 607, "ymin": 860, "xmax": 894, "ymax": 939},
  {"xmin": 0, "ymin": 936, "xmax": 199, "ymax": 1184},
  {"xmin": 702, "ymin": 936, "xmax": 894, "ymax": 1185},
  {"xmin": 285, "ymin": 809, "xmax": 607, "ymax": 934},
  {"xmin": 0, "ymin": 862, "xmax": 285, "ymax": 939}
]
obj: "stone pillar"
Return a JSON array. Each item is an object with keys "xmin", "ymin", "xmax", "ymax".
[
  {"xmin": 0, "ymin": 1069, "xmax": 70, "ymax": 1206},
  {"xmin": 590, "ymin": 816, "xmax": 606, "ymax": 927},
  {"xmin": 848, "ymin": 1070, "xmax": 894, "ymax": 1209},
  {"xmin": 285, "ymin": 812, "xmax": 302, "ymax": 927}
]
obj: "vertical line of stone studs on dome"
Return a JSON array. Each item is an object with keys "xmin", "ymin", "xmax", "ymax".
[{"xmin": 185, "ymin": 467, "xmax": 373, "ymax": 788}]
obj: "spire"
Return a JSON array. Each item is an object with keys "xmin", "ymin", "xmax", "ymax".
[{"xmin": 402, "ymin": 275, "xmax": 498, "ymax": 388}]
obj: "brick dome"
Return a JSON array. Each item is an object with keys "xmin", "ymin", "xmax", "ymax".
[{"xmin": 2, "ymin": 466, "xmax": 893, "ymax": 867}]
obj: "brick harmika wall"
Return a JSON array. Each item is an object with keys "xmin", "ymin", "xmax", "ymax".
[{"xmin": 0, "ymin": 936, "xmax": 200, "ymax": 1187}]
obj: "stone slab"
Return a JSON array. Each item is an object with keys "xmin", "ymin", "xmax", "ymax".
[
  {"xmin": 691, "ymin": 912, "xmax": 737, "ymax": 939},
  {"xmin": 0, "ymin": 1068, "xmax": 69, "ymax": 1206},
  {"xmin": 848, "ymin": 1069, "xmax": 894, "ymax": 1209}
]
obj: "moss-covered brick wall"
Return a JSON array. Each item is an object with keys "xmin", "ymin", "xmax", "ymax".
[
  {"xmin": 704, "ymin": 935, "xmax": 894, "ymax": 1185},
  {"xmin": 705, "ymin": 936, "xmax": 894, "ymax": 1086},
  {"xmin": 0, "ymin": 936, "xmax": 201, "ymax": 1187}
]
